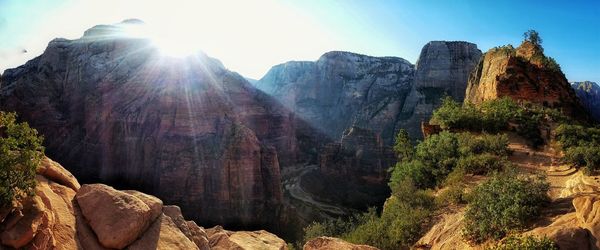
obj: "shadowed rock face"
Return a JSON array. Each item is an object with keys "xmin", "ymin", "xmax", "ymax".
[
  {"xmin": 256, "ymin": 42, "xmax": 481, "ymax": 142},
  {"xmin": 256, "ymin": 51, "xmax": 415, "ymax": 144},
  {"xmin": 466, "ymin": 41, "xmax": 588, "ymax": 120},
  {"xmin": 0, "ymin": 22, "xmax": 312, "ymax": 230},
  {"xmin": 401, "ymin": 41, "xmax": 482, "ymax": 138},
  {"xmin": 572, "ymin": 81, "xmax": 600, "ymax": 122}
]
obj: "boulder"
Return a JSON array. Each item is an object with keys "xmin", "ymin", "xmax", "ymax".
[
  {"xmin": 36, "ymin": 157, "xmax": 80, "ymax": 191},
  {"xmin": 127, "ymin": 214, "xmax": 199, "ymax": 250},
  {"xmin": 303, "ymin": 237, "xmax": 378, "ymax": 250},
  {"xmin": 75, "ymin": 184, "xmax": 156, "ymax": 249},
  {"xmin": 163, "ymin": 205, "xmax": 210, "ymax": 250},
  {"xmin": 0, "ymin": 196, "xmax": 47, "ymax": 248}
]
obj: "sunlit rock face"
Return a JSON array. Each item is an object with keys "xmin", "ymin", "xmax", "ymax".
[
  {"xmin": 0, "ymin": 22, "xmax": 310, "ymax": 230},
  {"xmin": 572, "ymin": 81, "xmax": 600, "ymax": 122},
  {"xmin": 466, "ymin": 41, "xmax": 588, "ymax": 120},
  {"xmin": 256, "ymin": 51, "xmax": 415, "ymax": 144}
]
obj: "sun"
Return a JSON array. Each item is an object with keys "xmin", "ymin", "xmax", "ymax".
[
  {"xmin": 151, "ymin": 35, "xmax": 201, "ymax": 57},
  {"xmin": 119, "ymin": 21, "xmax": 201, "ymax": 57}
]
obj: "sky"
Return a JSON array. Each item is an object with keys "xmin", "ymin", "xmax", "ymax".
[{"xmin": 0, "ymin": 0, "xmax": 598, "ymax": 82}]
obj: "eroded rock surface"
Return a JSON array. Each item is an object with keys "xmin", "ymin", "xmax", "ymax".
[
  {"xmin": 0, "ymin": 20, "xmax": 317, "ymax": 229},
  {"xmin": 0, "ymin": 156, "xmax": 288, "ymax": 250},
  {"xmin": 465, "ymin": 41, "xmax": 587, "ymax": 120},
  {"xmin": 303, "ymin": 237, "xmax": 379, "ymax": 250}
]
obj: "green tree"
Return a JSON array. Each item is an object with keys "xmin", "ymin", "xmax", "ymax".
[
  {"xmin": 523, "ymin": 29, "xmax": 543, "ymax": 47},
  {"xmin": 393, "ymin": 129, "xmax": 413, "ymax": 161},
  {"xmin": 0, "ymin": 112, "xmax": 44, "ymax": 207}
]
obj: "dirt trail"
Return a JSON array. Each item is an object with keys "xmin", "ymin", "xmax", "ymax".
[{"xmin": 507, "ymin": 133, "xmax": 599, "ymax": 199}]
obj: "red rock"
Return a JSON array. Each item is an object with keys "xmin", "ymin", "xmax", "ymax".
[
  {"xmin": 303, "ymin": 237, "xmax": 378, "ymax": 250},
  {"xmin": 128, "ymin": 214, "xmax": 199, "ymax": 250},
  {"xmin": 75, "ymin": 184, "xmax": 156, "ymax": 249},
  {"xmin": 466, "ymin": 41, "xmax": 588, "ymax": 120}
]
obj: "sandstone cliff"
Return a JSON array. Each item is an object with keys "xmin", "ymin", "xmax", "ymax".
[
  {"xmin": 256, "ymin": 42, "xmax": 481, "ymax": 142},
  {"xmin": 572, "ymin": 81, "xmax": 600, "ymax": 122},
  {"xmin": 256, "ymin": 51, "xmax": 415, "ymax": 144},
  {"xmin": 401, "ymin": 41, "xmax": 482, "ymax": 138},
  {"xmin": 0, "ymin": 156, "xmax": 287, "ymax": 250},
  {"xmin": 465, "ymin": 41, "xmax": 587, "ymax": 120},
  {"xmin": 0, "ymin": 21, "xmax": 317, "ymax": 231}
]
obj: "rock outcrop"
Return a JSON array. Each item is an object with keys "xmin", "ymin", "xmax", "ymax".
[
  {"xmin": 465, "ymin": 41, "xmax": 587, "ymax": 120},
  {"xmin": 572, "ymin": 81, "xmax": 600, "ymax": 122},
  {"xmin": 0, "ymin": 21, "xmax": 320, "ymax": 230},
  {"xmin": 303, "ymin": 237, "xmax": 379, "ymax": 250},
  {"xmin": 0, "ymin": 156, "xmax": 287, "ymax": 249}
]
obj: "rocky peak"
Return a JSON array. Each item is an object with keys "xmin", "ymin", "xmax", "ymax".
[
  {"xmin": 256, "ymin": 51, "xmax": 415, "ymax": 143},
  {"xmin": 0, "ymin": 21, "xmax": 313, "ymax": 234},
  {"xmin": 465, "ymin": 41, "xmax": 588, "ymax": 120}
]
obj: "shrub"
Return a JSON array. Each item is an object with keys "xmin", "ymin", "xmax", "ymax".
[
  {"xmin": 393, "ymin": 129, "xmax": 414, "ymax": 161},
  {"xmin": 457, "ymin": 154, "xmax": 507, "ymax": 175},
  {"xmin": 415, "ymin": 131, "xmax": 459, "ymax": 185},
  {"xmin": 0, "ymin": 112, "xmax": 44, "ymax": 207},
  {"xmin": 457, "ymin": 133, "xmax": 510, "ymax": 156},
  {"xmin": 555, "ymin": 124, "xmax": 600, "ymax": 173},
  {"xmin": 490, "ymin": 235, "xmax": 558, "ymax": 250},
  {"xmin": 463, "ymin": 172, "xmax": 550, "ymax": 243},
  {"xmin": 430, "ymin": 97, "xmax": 479, "ymax": 130},
  {"xmin": 564, "ymin": 146, "xmax": 600, "ymax": 173}
]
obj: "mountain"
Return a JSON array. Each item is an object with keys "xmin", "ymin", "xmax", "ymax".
[
  {"xmin": 0, "ymin": 21, "xmax": 323, "ymax": 233},
  {"xmin": 572, "ymin": 81, "xmax": 600, "ymax": 121},
  {"xmin": 0, "ymin": 155, "xmax": 286, "ymax": 249},
  {"xmin": 256, "ymin": 51, "xmax": 415, "ymax": 143},
  {"xmin": 255, "ymin": 42, "xmax": 482, "ymax": 142},
  {"xmin": 465, "ymin": 41, "xmax": 588, "ymax": 120}
]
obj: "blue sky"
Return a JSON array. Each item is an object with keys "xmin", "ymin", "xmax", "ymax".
[{"xmin": 0, "ymin": 0, "xmax": 598, "ymax": 82}]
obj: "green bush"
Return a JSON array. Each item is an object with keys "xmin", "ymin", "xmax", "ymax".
[
  {"xmin": 490, "ymin": 235, "xmax": 558, "ymax": 250},
  {"xmin": 463, "ymin": 172, "xmax": 550, "ymax": 243},
  {"xmin": 393, "ymin": 129, "xmax": 414, "ymax": 161},
  {"xmin": 0, "ymin": 112, "xmax": 44, "ymax": 208},
  {"xmin": 457, "ymin": 133, "xmax": 510, "ymax": 156},
  {"xmin": 457, "ymin": 154, "xmax": 507, "ymax": 175},
  {"xmin": 555, "ymin": 124, "xmax": 600, "ymax": 173}
]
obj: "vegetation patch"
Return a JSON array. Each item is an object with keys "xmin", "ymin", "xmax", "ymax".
[{"xmin": 0, "ymin": 111, "xmax": 44, "ymax": 207}]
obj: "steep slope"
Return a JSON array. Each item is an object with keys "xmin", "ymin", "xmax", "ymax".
[
  {"xmin": 0, "ymin": 21, "xmax": 314, "ymax": 231},
  {"xmin": 572, "ymin": 81, "xmax": 600, "ymax": 122},
  {"xmin": 0, "ymin": 156, "xmax": 287, "ymax": 250},
  {"xmin": 256, "ymin": 42, "xmax": 481, "ymax": 142},
  {"xmin": 465, "ymin": 41, "xmax": 587, "ymax": 120},
  {"xmin": 256, "ymin": 51, "xmax": 415, "ymax": 143},
  {"xmin": 401, "ymin": 41, "xmax": 482, "ymax": 138}
]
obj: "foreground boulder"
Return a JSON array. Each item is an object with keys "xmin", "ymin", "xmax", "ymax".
[
  {"xmin": 303, "ymin": 237, "xmax": 379, "ymax": 250},
  {"xmin": 0, "ymin": 156, "xmax": 288, "ymax": 249},
  {"xmin": 76, "ymin": 184, "xmax": 161, "ymax": 249}
]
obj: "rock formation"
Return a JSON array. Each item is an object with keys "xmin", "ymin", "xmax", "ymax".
[
  {"xmin": 0, "ymin": 156, "xmax": 286, "ymax": 249},
  {"xmin": 401, "ymin": 41, "xmax": 482, "ymax": 138},
  {"xmin": 304, "ymin": 237, "xmax": 379, "ymax": 250},
  {"xmin": 572, "ymin": 81, "xmax": 600, "ymax": 122},
  {"xmin": 465, "ymin": 41, "xmax": 587, "ymax": 120},
  {"xmin": 314, "ymin": 126, "xmax": 395, "ymax": 208},
  {"xmin": 256, "ymin": 42, "xmax": 481, "ymax": 142},
  {"xmin": 255, "ymin": 51, "xmax": 415, "ymax": 143},
  {"xmin": 0, "ymin": 21, "xmax": 319, "ymax": 231}
]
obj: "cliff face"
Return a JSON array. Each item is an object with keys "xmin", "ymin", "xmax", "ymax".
[
  {"xmin": 465, "ymin": 41, "xmax": 587, "ymax": 119},
  {"xmin": 572, "ymin": 81, "xmax": 600, "ymax": 122},
  {"xmin": 257, "ymin": 42, "xmax": 481, "ymax": 142},
  {"xmin": 0, "ymin": 156, "xmax": 286, "ymax": 250},
  {"xmin": 401, "ymin": 41, "xmax": 482, "ymax": 138},
  {"xmin": 256, "ymin": 51, "xmax": 415, "ymax": 144},
  {"xmin": 0, "ymin": 22, "xmax": 309, "ymax": 229}
]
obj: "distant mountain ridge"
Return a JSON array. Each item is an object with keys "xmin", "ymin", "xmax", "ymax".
[
  {"xmin": 572, "ymin": 81, "xmax": 600, "ymax": 121},
  {"xmin": 255, "ymin": 41, "xmax": 482, "ymax": 142}
]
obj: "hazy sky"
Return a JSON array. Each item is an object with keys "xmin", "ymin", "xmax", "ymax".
[{"xmin": 0, "ymin": 0, "xmax": 598, "ymax": 82}]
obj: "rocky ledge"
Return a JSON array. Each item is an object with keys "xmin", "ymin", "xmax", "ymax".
[{"xmin": 0, "ymin": 157, "xmax": 286, "ymax": 250}]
